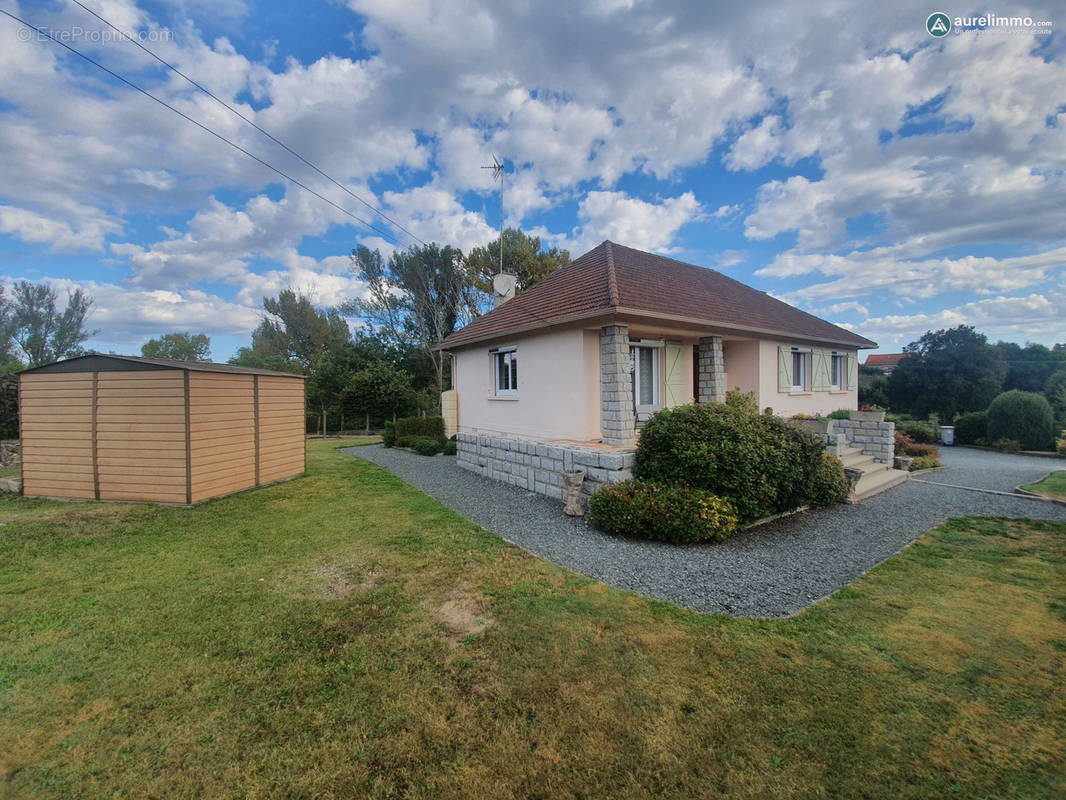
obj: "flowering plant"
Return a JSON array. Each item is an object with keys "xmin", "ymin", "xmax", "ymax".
[{"xmin": 859, "ymin": 403, "xmax": 884, "ymax": 412}]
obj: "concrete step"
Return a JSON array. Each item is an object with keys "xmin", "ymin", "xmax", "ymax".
[
  {"xmin": 840, "ymin": 451, "xmax": 877, "ymax": 470},
  {"xmin": 851, "ymin": 467, "xmax": 909, "ymax": 502}
]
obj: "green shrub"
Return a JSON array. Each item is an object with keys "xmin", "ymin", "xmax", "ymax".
[
  {"xmin": 986, "ymin": 390, "xmax": 1056, "ymax": 451},
  {"xmin": 395, "ymin": 416, "xmax": 445, "ymax": 441},
  {"xmin": 443, "ymin": 439, "xmax": 457, "ymax": 456},
  {"xmin": 588, "ymin": 481, "xmax": 739, "ymax": 544},
  {"xmin": 724, "ymin": 388, "xmax": 759, "ymax": 416},
  {"xmin": 634, "ymin": 403, "xmax": 824, "ymax": 523},
  {"xmin": 382, "ymin": 420, "xmax": 396, "ymax": 448},
  {"xmin": 953, "ymin": 410, "xmax": 987, "ymax": 445},
  {"xmin": 1044, "ymin": 370, "xmax": 1066, "ymax": 417},
  {"xmin": 397, "ymin": 435, "xmax": 443, "ymax": 456},
  {"xmin": 895, "ymin": 419, "xmax": 937, "ymax": 444},
  {"xmin": 909, "ymin": 455, "xmax": 941, "ymax": 471},
  {"xmin": 893, "ymin": 431, "xmax": 938, "ymax": 459},
  {"xmin": 826, "ymin": 409, "xmax": 851, "ymax": 420},
  {"xmin": 809, "ymin": 453, "xmax": 849, "ymax": 507},
  {"xmin": 990, "ymin": 438, "xmax": 1022, "ymax": 454}
]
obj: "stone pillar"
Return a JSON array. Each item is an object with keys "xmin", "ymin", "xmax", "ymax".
[
  {"xmin": 696, "ymin": 336, "xmax": 726, "ymax": 404},
  {"xmin": 600, "ymin": 325, "xmax": 635, "ymax": 446}
]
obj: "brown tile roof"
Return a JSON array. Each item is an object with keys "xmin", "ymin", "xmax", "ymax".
[
  {"xmin": 864, "ymin": 353, "xmax": 907, "ymax": 367},
  {"xmin": 439, "ymin": 241, "xmax": 876, "ymax": 350}
]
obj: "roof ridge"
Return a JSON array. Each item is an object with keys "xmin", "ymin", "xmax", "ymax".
[{"xmin": 604, "ymin": 240, "xmax": 619, "ymax": 307}]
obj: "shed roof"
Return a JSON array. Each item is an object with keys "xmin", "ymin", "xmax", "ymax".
[
  {"xmin": 438, "ymin": 241, "xmax": 877, "ymax": 350},
  {"xmin": 18, "ymin": 353, "xmax": 307, "ymax": 378}
]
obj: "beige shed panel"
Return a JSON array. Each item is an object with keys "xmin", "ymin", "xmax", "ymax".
[{"xmin": 18, "ymin": 354, "xmax": 307, "ymax": 505}]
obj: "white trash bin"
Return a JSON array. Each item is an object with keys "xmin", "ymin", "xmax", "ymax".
[{"xmin": 941, "ymin": 426, "xmax": 955, "ymax": 446}]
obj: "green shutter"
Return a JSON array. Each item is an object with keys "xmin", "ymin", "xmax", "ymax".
[
  {"xmin": 778, "ymin": 346, "xmax": 791, "ymax": 393},
  {"xmin": 664, "ymin": 342, "xmax": 686, "ymax": 408},
  {"xmin": 812, "ymin": 349, "xmax": 831, "ymax": 392},
  {"xmin": 848, "ymin": 353, "xmax": 858, "ymax": 389}
]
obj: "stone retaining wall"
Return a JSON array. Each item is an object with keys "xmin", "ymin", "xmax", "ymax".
[
  {"xmin": 0, "ymin": 439, "xmax": 19, "ymax": 467},
  {"xmin": 831, "ymin": 419, "xmax": 895, "ymax": 463},
  {"xmin": 456, "ymin": 432, "xmax": 634, "ymax": 506}
]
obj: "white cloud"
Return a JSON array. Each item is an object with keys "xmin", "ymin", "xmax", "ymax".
[{"xmin": 558, "ymin": 190, "xmax": 702, "ymax": 254}]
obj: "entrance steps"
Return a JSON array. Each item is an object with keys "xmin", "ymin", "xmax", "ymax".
[{"xmin": 835, "ymin": 444, "xmax": 909, "ymax": 502}]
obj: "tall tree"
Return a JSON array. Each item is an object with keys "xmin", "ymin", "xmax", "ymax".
[
  {"xmin": 245, "ymin": 289, "xmax": 350, "ymax": 370},
  {"xmin": 7, "ymin": 281, "xmax": 97, "ymax": 367},
  {"xmin": 465, "ymin": 227, "xmax": 569, "ymax": 295},
  {"xmin": 342, "ymin": 362, "xmax": 415, "ymax": 430},
  {"xmin": 348, "ymin": 243, "xmax": 477, "ymax": 399},
  {"xmin": 141, "ymin": 332, "xmax": 211, "ymax": 362},
  {"xmin": 887, "ymin": 325, "xmax": 1008, "ymax": 420}
]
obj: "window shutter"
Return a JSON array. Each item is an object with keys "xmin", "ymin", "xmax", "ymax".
[
  {"xmin": 848, "ymin": 353, "xmax": 858, "ymax": 389},
  {"xmin": 778, "ymin": 346, "xmax": 791, "ymax": 392},
  {"xmin": 664, "ymin": 342, "xmax": 686, "ymax": 408},
  {"xmin": 812, "ymin": 349, "xmax": 832, "ymax": 392}
]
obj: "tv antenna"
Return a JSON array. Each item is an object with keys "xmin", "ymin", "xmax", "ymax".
[{"xmin": 481, "ymin": 153, "xmax": 505, "ymax": 275}]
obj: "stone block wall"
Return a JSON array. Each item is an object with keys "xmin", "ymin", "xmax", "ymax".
[
  {"xmin": 456, "ymin": 432, "xmax": 634, "ymax": 506},
  {"xmin": 600, "ymin": 325, "xmax": 635, "ymax": 446},
  {"xmin": 0, "ymin": 439, "xmax": 19, "ymax": 467},
  {"xmin": 696, "ymin": 336, "xmax": 725, "ymax": 404},
  {"xmin": 832, "ymin": 419, "xmax": 895, "ymax": 464}
]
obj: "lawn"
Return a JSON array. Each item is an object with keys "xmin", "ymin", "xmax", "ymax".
[
  {"xmin": 0, "ymin": 463, "xmax": 19, "ymax": 479},
  {"xmin": 1020, "ymin": 470, "xmax": 1066, "ymax": 502},
  {"xmin": 1, "ymin": 439, "xmax": 1064, "ymax": 798}
]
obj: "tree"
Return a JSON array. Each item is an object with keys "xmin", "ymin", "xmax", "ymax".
[
  {"xmin": 342, "ymin": 362, "xmax": 415, "ymax": 430},
  {"xmin": 348, "ymin": 243, "xmax": 478, "ymax": 400},
  {"xmin": 465, "ymin": 227, "xmax": 569, "ymax": 295},
  {"xmin": 141, "ymin": 332, "xmax": 211, "ymax": 362},
  {"xmin": 1045, "ymin": 370, "xmax": 1066, "ymax": 422},
  {"xmin": 994, "ymin": 341, "xmax": 1066, "ymax": 393},
  {"xmin": 6, "ymin": 281, "xmax": 97, "ymax": 367},
  {"xmin": 887, "ymin": 325, "xmax": 1007, "ymax": 420},
  {"xmin": 251, "ymin": 289, "xmax": 350, "ymax": 369}
]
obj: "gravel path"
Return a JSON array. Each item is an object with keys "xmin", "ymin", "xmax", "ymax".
[
  {"xmin": 342, "ymin": 445, "xmax": 1066, "ymax": 618},
  {"xmin": 912, "ymin": 446, "xmax": 1062, "ymax": 492}
]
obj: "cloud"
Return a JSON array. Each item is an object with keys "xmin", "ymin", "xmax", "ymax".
[{"xmin": 559, "ymin": 190, "xmax": 702, "ymax": 254}]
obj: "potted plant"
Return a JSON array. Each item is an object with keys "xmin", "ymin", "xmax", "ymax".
[
  {"xmin": 788, "ymin": 413, "xmax": 834, "ymax": 435},
  {"xmin": 851, "ymin": 403, "xmax": 886, "ymax": 422}
]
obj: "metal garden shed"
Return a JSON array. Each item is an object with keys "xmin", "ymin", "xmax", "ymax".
[{"xmin": 18, "ymin": 354, "xmax": 306, "ymax": 504}]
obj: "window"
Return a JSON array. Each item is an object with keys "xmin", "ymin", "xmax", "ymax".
[
  {"xmin": 830, "ymin": 352, "xmax": 845, "ymax": 390},
  {"xmin": 630, "ymin": 344, "xmax": 661, "ymax": 412},
  {"xmin": 791, "ymin": 348, "xmax": 808, "ymax": 391},
  {"xmin": 492, "ymin": 349, "xmax": 517, "ymax": 395}
]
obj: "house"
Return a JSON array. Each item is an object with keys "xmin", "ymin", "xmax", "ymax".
[
  {"xmin": 437, "ymin": 241, "xmax": 878, "ymax": 500},
  {"xmin": 863, "ymin": 353, "xmax": 907, "ymax": 373},
  {"xmin": 18, "ymin": 354, "xmax": 306, "ymax": 504}
]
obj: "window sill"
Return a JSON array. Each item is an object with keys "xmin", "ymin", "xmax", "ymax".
[
  {"xmin": 488, "ymin": 395, "xmax": 519, "ymax": 401},
  {"xmin": 788, "ymin": 391, "xmax": 812, "ymax": 396},
  {"xmin": 828, "ymin": 389, "xmax": 849, "ymax": 395}
]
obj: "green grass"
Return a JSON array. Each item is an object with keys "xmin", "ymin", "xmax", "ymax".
[
  {"xmin": 0, "ymin": 463, "xmax": 19, "ymax": 479},
  {"xmin": 1020, "ymin": 470, "xmax": 1066, "ymax": 502},
  {"xmin": 1, "ymin": 439, "xmax": 1064, "ymax": 798}
]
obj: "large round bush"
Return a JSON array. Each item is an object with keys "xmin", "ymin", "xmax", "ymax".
[
  {"xmin": 953, "ymin": 410, "xmax": 987, "ymax": 445},
  {"xmin": 809, "ymin": 453, "xmax": 849, "ymax": 507},
  {"xmin": 634, "ymin": 403, "xmax": 823, "ymax": 522},
  {"xmin": 588, "ymin": 481, "xmax": 739, "ymax": 544},
  {"xmin": 986, "ymin": 390, "xmax": 1055, "ymax": 451}
]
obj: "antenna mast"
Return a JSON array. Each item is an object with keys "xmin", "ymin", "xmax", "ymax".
[{"xmin": 481, "ymin": 153, "xmax": 504, "ymax": 274}]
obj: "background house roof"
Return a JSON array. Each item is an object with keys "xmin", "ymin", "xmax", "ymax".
[
  {"xmin": 440, "ymin": 241, "xmax": 877, "ymax": 350},
  {"xmin": 864, "ymin": 353, "xmax": 908, "ymax": 367},
  {"xmin": 18, "ymin": 353, "xmax": 307, "ymax": 378}
]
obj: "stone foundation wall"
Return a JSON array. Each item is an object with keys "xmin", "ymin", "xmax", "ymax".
[
  {"xmin": 0, "ymin": 439, "xmax": 19, "ymax": 467},
  {"xmin": 832, "ymin": 419, "xmax": 895, "ymax": 464},
  {"xmin": 456, "ymin": 432, "xmax": 634, "ymax": 506}
]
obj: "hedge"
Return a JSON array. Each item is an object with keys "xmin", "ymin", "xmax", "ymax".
[
  {"xmin": 953, "ymin": 410, "xmax": 987, "ymax": 445},
  {"xmin": 588, "ymin": 481, "xmax": 739, "ymax": 544},
  {"xmin": 395, "ymin": 416, "xmax": 445, "ymax": 441},
  {"xmin": 382, "ymin": 420, "xmax": 396, "ymax": 448},
  {"xmin": 809, "ymin": 453, "xmax": 849, "ymax": 507},
  {"xmin": 396, "ymin": 435, "xmax": 443, "ymax": 456},
  {"xmin": 986, "ymin": 390, "xmax": 1055, "ymax": 451},
  {"xmin": 634, "ymin": 402, "xmax": 824, "ymax": 523}
]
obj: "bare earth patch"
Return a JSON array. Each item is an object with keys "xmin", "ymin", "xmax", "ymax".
[{"xmin": 435, "ymin": 586, "xmax": 493, "ymax": 645}]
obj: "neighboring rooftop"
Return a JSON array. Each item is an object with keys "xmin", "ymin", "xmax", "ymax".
[
  {"xmin": 439, "ymin": 241, "xmax": 877, "ymax": 350},
  {"xmin": 864, "ymin": 353, "xmax": 908, "ymax": 368},
  {"xmin": 18, "ymin": 353, "xmax": 307, "ymax": 378}
]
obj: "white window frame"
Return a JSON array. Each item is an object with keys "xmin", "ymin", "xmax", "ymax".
[
  {"xmin": 490, "ymin": 346, "xmax": 517, "ymax": 396},
  {"xmin": 830, "ymin": 351, "xmax": 845, "ymax": 391},
  {"xmin": 629, "ymin": 341, "xmax": 663, "ymax": 415},
  {"xmin": 791, "ymin": 347, "xmax": 810, "ymax": 392}
]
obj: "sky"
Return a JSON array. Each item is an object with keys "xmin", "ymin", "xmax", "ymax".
[{"xmin": 0, "ymin": 0, "xmax": 1063, "ymax": 362}]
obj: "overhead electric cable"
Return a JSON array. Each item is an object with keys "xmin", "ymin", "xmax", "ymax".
[
  {"xmin": 67, "ymin": 0, "xmax": 427, "ymax": 247},
  {"xmin": 0, "ymin": 7, "xmax": 401, "ymax": 244}
]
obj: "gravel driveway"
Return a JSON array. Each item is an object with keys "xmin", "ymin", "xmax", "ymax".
[{"xmin": 343, "ymin": 444, "xmax": 1066, "ymax": 617}]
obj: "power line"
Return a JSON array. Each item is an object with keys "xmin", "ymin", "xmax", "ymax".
[
  {"xmin": 0, "ymin": 7, "xmax": 402, "ymax": 244},
  {"xmin": 67, "ymin": 0, "xmax": 427, "ymax": 247}
]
